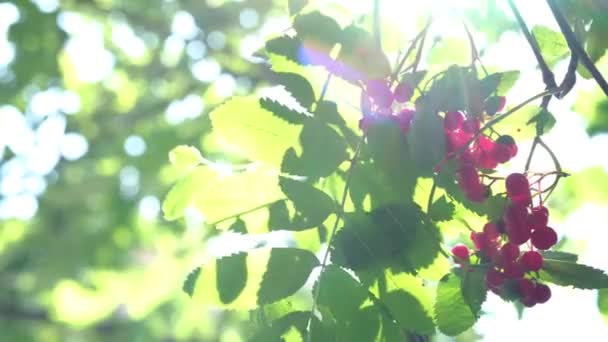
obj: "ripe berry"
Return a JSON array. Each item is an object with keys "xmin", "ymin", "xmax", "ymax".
[
  {"xmin": 444, "ymin": 111, "xmax": 465, "ymax": 131},
  {"xmin": 501, "ymin": 243, "xmax": 520, "ymax": 262},
  {"xmin": 458, "ymin": 163, "xmax": 481, "ymax": 190},
  {"xmin": 486, "ymin": 268, "xmax": 505, "ymax": 291},
  {"xmin": 531, "ymin": 226, "xmax": 558, "ymax": 250},
  {"xmin": 534, "ymin": 283, "xmax": 551, "ymax": 304},
  {"xmin": 366, "ymin": 79, "xmax": 393, "ymax": 108},
  {"xmin": 504, "ymin": 261, "xmax": 525, "ymax": 279},
  {"xmin": 521, "ymin": 251, "xmax": 543, "ymax": 271},
  {"xmin": 529, "ymin": 206, "xmax": 549, "ymax": 229},
  {"xmin": 505, "ymin": 173, "xmax": 531, "ymax": 205},
  {"xmin": 465, "ymin": 184, "xmax": 488, "ymax": 202},
  {"xmin": 446, "ymin": 130, "xmax": 469, "ymax": 152},
  {"xmin": 504, "ymin": 203, "xmax": 532, "ymax": 245},
  {"xmin": 462, "ymin": 118, "xmax": 481, "ymax": 134},
  {"xmin": 394, "ymin": 82, "xmax": 413, "ymax": 103},
  {"xmin": 470, "ymin": 231, "xmax": 487, "ymax": 251},
  {"xmin": 396, "ymin": 109, "xmax": 415, "ymax": 135},
  {"xmin": 452, "ymin": 244, "xmax": 470, "ymax": 263},
  {"xmin": 483, "ymin": 223, "xmax": 500, "ymax": 242}
]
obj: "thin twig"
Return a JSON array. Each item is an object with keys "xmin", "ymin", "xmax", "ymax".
[
  {"xmin": 209, "ymin": 198, "xmax": 286, "ymax": 226},
  {"xmin": 525, "ymin": 137, "xmax": 540, "ymax": 172},
  {"xmin": 390, "ymin": 19, "xmax": 432, "ymax": 85},
  {"xmin": 546, "ymin": 0, "xmax": 608, "ymax": 97},
  {"xmin": 507, "ymin": 0, "xmax": 557, "ymax": 108}
]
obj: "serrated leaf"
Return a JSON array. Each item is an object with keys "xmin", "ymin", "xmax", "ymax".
[
  {"xmin": 314, "ymin": 100, "xmax": 345, "ymax": 125},
  {"xmin": 268, "ymin": 200, "xmax": 291, "ymax": 231},
  {"xmin": 539, "ymin": 260, "xmax": 608, "ymax": 289},
  {"xmin": 288, "ymin": 0, "xmax": 308, "ymax": 16},
  {"xmin": 430, "ymin": 195, "xmax": 455, "ymax": 222},
  {"xmin": 462, "ymin": 267, "xmax": 487, "ymax": 316},
  {"xmin": 435, "ymin": 272, "xmax": 477, "ymax": 336},
  {"xmin": 162, "ymin": 165, "xmax": 283, "ymax": 223},
  {"xmin": 408, "ymin": 110, "xmax": 446, "ymax": 176},
  {"xmin": 250, "ymin": 311, "xmax": 331, "ymax": 342},
  {"xmin": 298, "ymin": 119, "xmax": 348, "ymax": 179},
  {"xmin": 209, "ymin": 96, "xmax": 301, "ymax": 166},
  {"xmin": 217, "ymin": 252, "xmax": 248, "ymax": 304},
  {"xmin": 336, "ymin": 306, "xmax": 381, "ymax": 342},
  {"xmin": 479, "ymin": 71, "xmax": 520, "ymax": 97},
  {"xmin": 257, "ymin": 248, "xmax": 320, "ymax": 304},
  {"xmin": 383, "ymin": 290, "xmax": 435, "ymax": 335},
  {"xmin": 279, "ymin": 176, "xmax": 335, "ymax": 229},
  {"xmin": 229, "ymin": 217, "xmax": 248, "ymax": 234},
  {"xmin": 260, "ymin": 97, "xmax": 307, "ymax": 125},
  {"xmin": 526, "ymin": 108, "xmax": 556, "ymax": 136},
  {"xmin": 315, "ymin": 265, "xmax": 368, "ymax": 321},
  {"xmin": 540, "ymin": 250, "xmax": 578, "ymax": 262},
  {"xmin": 183, "ymin": 267, "xmax": 201, "ymax": 297},
  {"xmin": 274, "ymin": 72, "xmax": 316, "ymax": 109},
  {"xmin": 293, "ymin": 11, "xmax": 342, "ymax": 51},
  {"xmin": 168, "ymin": 145, "xmax": 203, "ymax": 172},
  {"xmin": 532, "ymin": 25, "xmax": 569, "ymax": 67},
  {"xmin": 266, "ymin": 35, "xmax": 303, "ymax": 64}
]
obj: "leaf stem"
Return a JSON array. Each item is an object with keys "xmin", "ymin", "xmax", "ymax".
[
  {"xmin": 546, "ymin": 0, "xmax": 608, "ymax": 97},
  {"xmin": 390, "ymin": 19, "xmax": 432, "ymax": 86},
  {"xmin": 306, "ymin": 138, "xmax": 364, "ymax": 342},
  {"xmin": 208, "ymin": 198, "xmax": 287, "ymax": 226},
  {"xmin": 525, "ymin": 137, "xmax": 540, "ymax": 172}
]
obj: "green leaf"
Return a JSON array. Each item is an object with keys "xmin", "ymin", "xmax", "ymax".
[
  {"xmin": 288, "ymin": 0, "xmax": 308, "ymax": 16},
  {"xmin": 259, "ymin": 97, "xmax": 307, "ymax": 125},
  {"xmin": 279, "ymin": 176, "xmax": 335, "ymax": 229},
  {"xmin": 383, "ymin": 290, "xmax": 435, "ymax": 335},
  {"xmin": 540, "ymin": 260, "xmax": 608, "ymax": 289},
  {"xmin": 408, "ymin": 110, "xmax": 446, "ymax": 176},
  {"xmin": 298, "ymin": 119, "xmax": 348, "ymax": 179},
  {"xmin": 250, "ymin": 311, "xmax": 331, "ymax": 342},
  {"xmin": 532, "ymin": 25, "xmax": 569, "ymax": 67},
  {"xmin": 462, "ymin": 267, "xmax": 487, "ymax": 316},
  {"xmin": 490, "ymin": 105, "xmax": 540, "ymax": 141},
  {"xmin": 430, "ymin": 195, "xmax": 455, "ymax": 222},
  {"xmin": 183, "ymin": 267, "xmax": 201, "ymax": 297},
  {"xmin": 229, "ymin": 217, "xmax": 248, "ymax": 234},
  {"xmin": 209, "ymin": 96, "xmax": 301, "ymax": 166},
  {"xmin": 336, "ymin": 25, "xmax": 391, "ymax": 82},
  {"xmin": 268, "ymin": 200, "xmax": 291, "ymax": 231},
  {"xmin": 479, "ymin": 70, "xmax": 520, "ymax": 97},
  {"xmin": 168, "ymin": 145, "xmax": 203, "ymax": 172},
  {"xmin": 527, "ymin": 108, "xmax": 556, "ymax": 136},
  {"xmin": 598, "ymin": 289, "xmax": 608, "ymax": 324},
  {"xmin": 588, "ymin": 16, "xmax": 608, "ymax": 62},
  {"xmin": 216, "ymin": 252, "xmax": 248, "ymax": 304},
  {"xmin": 257, "ymin": 248, "xmax": 320, "ymax": 304},
  {"xmin": 315, "ymin": 265, "xmax": 368, "ymax": 321},
  {"xmin": 435, "ymin": 272, "xmax": 477, "ymax": 336},
  {"xmin": 265, "ymin": 35, "xmax": 302, "ymax": 64},
  {"xmin": 425, "ymin": 66, "xmax": 484, "ymax": 116},
  {"xmin": 162, "ymin": 165, "xmax": 283, "ymax": 223},
  {"xmin": 293, "ymin": 10, "xmax": 342, "ymax": 51},
  {"xmin": 336, "ymin": 306, "xmax": 381, "ymax": 342},
  {"xmin": 187, "ymin": 248, "xmax": 319, "ymax": 310},
  {"xmin": 540, "ymin": 251, "xmax": 578, "ymax": 262},
  {"xmin": 274, "ymin": 72, "xmax": 316, "ymax": 109},
  {"xmin": 314, "ymin": 100, "xmax": 345, "ymax": 125},
  {"xmin": 400, "ymin": 70, "xmax": 428, "ymax": 89}
]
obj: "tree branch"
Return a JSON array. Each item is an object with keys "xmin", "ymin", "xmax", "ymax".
[
  {"xmin": 546, "ymin": 0, "xmax": 608, "ymax": 97},
  {"xmin": 507, "ymin": 0, "xmax": 557, "ymax": 108}
]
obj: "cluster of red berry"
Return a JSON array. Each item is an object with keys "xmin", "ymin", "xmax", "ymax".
[
  {"xmin": 442, "ymin": 107, "xmax": 517, "ymax": 202},
  {"xmin": 358, "ymin": 79, "xmax": 415, "ymax": 135},
  {"xmin": 452, "ymin": 173, "xmax": 557, "ymax": 307}
]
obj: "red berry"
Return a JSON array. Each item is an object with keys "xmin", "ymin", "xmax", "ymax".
[
  {"xmin": 458, "ymin": 163, "xmax": 481, "ymax": 190},
  {"xmin": 504, "ymin": 204, "xmax": 532, "ymax": 245},
  {"xmin": 396, "ymin": 109, "xmax": 415, "ymax": 134},
  {"xmin": 462, "ymin": 118, "xmax": 481, "ymax": 134},
  {"xmin": 483, "ymin": 223, "xmax": 500, "ymax": 242},
  {"xmin": 470, "ymin": 231, "xmax": 487, "ymax": 251},
  {"xmin": 518, "ymin": 278, "xmax": 538, "ymax": 307},
  {"xmin": 521, "ymin": 294, "xmax": 537, "ymax": 308},
  {"xmin": 446, "ymin": 130, "xmax": 470, "ymax": 152},
  {"xmin": 394, "ymin": 82, "xmax": 413, "ymax": 103},
  {"xmin": 531, "ymin": 226, "xmax": 558, "ymax": 250},
  {"xmin": 504, "ymin": 261, "xmax": 525, "ymax": 279},
  {"xmin": 486, "ymin": 268, "xmax": 505, "ymax": 291},
  {"xmin": 444, "ymin": 111, "xmax": 465, "ymax": 131},
  {"xmin": 505, "ymin": 173, "xmax": 531, "ymax": 205},
  {"xmin": 495, "ymin": 135, "xmax": 518, "ymax": 161},
  {"xmin": 465, "ymin": 184, "xmax": 488, "ymax": 202},
  {"xmin": 534, "ymin": 283, "xmax": 551, "ymax": 304},
  {"xmin": 521, "ymin": 251, "xmax": 543, "ymax": 271},
  {"xmin": 501, "ymin": 243, "xmax": 520, "ymax": 262},
  {"xmin": 529, "ymin": 206, "xmax": 549, "ymax": 229},
  {"xmin": 451, "ymin": 244, "xmax": 470, "ymax": 263},
  {"xmin": 366, "ymin": 79, "xmax": 393, "ymax": 108}
]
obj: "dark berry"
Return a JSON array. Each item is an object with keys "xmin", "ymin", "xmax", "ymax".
[
  {"xmin": 466, "ymin": 184, "xmax": 488, "ymax": 202},
  {"xmin": 396, "ymin": 109, "xmax": 415, "ymax": 134},
  {"xmin": 518, "ymin": 278, "xmax": 536, "ymax": 298},
  {"xmin": 529, "ymin": 206, "xmax": 549, "ymax": 229},
  {"xmin": 505, "ymin": 173, "xmax": 531, "ymax": 205},
  {"xmin": 534, "ymin": 283, "xmax": 551, "ymax": 304},
  {"xmin": 451, "ymin": 244, "xmax": 470, "ymax": 263},
  {"xmin": 394, "ymin": 82, "xmax": 413, "ymax": 103},
  {"xmin": 366, "ymin": 79, "xmax": 393, "ymax": 108},
  {"xmin": 462, "ymin": 118, "xmax": 481, "ymax": 134},
  {"xmin": 521, "ymin": 251, "xmax": 543, "ymax": 271},
  {"xmin": 504, "ymin": 261, "xmax": 525, "ymax": 279},
  {"xmin": 458, "ymin": 163, "xmax": 481, "ymax": 190},
  {"xmin": 483, "ymin": 223, "xmax": 500, "ymax": 242},
  {"xmin": 444, "ymin": 111, "xmax": 465, "ymax": 131},
  {"xmin": 470, "ymin": 231, "xmax": 487, "ymax": 251},
  {"xmin": 504, "ymin": 203, "xmax": 532, "ymax": 245},
  {"xmin": 531, "ymin": 226, "xmax": 558, "ymax": 250},
  {"xmin": 501, "ymin": 243, "xmax": 520, "ymax": 262},
  {"xmin": 521, "ymin": 294, "xmax": 537, "ymax": 307},
  {"xmin": 486, "ymin": 268, "xmax": 505, "ymax": 291}
]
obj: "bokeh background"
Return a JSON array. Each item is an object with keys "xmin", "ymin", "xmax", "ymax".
[{"xmin": 1, "ymin": 0, "xmax": 607, "ymax": 341}]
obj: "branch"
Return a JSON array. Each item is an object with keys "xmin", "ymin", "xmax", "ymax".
[
  {"xmin": 546, "ymin": 0, "xmax": 608, "ymax": 97},
  {"xmin": 507, "ymin": 0, "xmax": 557, "ymax": 108}
]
